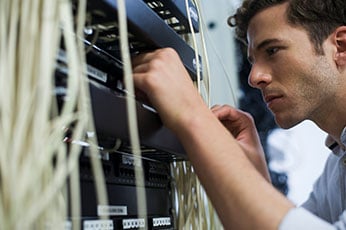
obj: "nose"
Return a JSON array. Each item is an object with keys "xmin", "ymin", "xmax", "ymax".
[{"xmin": 248, "ymin": 65, "xmax": 272, "ymax": 89}]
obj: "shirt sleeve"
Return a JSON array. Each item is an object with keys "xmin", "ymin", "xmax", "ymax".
[
  {"xmin": 334, "ymin": 211, "xmax": 346, "ymax": 229},
  {"xmin": 279, "ymin": 207, "xmax": 335, "ymax": 230}
]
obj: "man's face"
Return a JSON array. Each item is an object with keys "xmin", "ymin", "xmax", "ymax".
[{"xmin": 246, "ymin": 3, "xmax": 340, "ymax": 129}]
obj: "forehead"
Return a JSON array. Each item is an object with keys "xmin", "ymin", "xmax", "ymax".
[
  {"xmin": 247, "ymin": 3, "xmax": 290, "ymax": 50},
  {"xmin": 246, "ymin": 2, "xmax": 314, "ymax": 58}
]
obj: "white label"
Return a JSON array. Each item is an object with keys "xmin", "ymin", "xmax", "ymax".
[
  {"xmin": 189, "ymin": 6, "xmax": 199, "ymax": 22},
  {"xmin": 56, "ymin": 62, "xmax": 68, "ymax": 75},
  {"xmin": 192, "ymin": 57, "xmax": 202, "ymax": 73},
  {"xmin": 152, "ymin": 217, "xmax": 171, "ymax": 227},
  {"xmin": 122, "ymin": 218, "xmax": 146, "ymax": 229},
  {"xmin": 86, "ymin": 64, "xmax": 108, "ymax": 83},
  {"xmin": 56, "ymin": 49, "xmax": 108, "ymax": 83},
  {"xmin": 97, "ymin": 205, "xmax": 127, "ymax": 216},
  {"xmin": 57, "ymin": 49, "xmax": 68, "ymax": 63},
  {"xmin": 121, "ymin": 155, "xmax": 142, "ymax": 167},
  {"xmin": 84, "ymin": 220, "xmax": 114, "ymax": 230},
  {"xmin": 122, "ymin": 155, "xmax": 134, "ymax": 166}
]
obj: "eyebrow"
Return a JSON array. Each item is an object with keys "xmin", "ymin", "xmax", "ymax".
[
  {"xmin": 247, "ymin": 38, "xmax": 283, "ymax": 64},
  {"xmin": 257, "ymin": 38, "xmax": 282, "ymax": 51}
]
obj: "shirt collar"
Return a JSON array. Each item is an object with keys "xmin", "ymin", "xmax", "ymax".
[{"xmin": 325, "ymin": 126, "xmax": 346, "ymax": 156}]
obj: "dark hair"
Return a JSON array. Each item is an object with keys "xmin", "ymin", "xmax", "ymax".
[{"xmin": 229, "ymin": 0, "xmax": 346, "ymax": 54}]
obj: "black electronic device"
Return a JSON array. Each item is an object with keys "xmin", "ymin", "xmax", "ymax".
[
  {"xmin": 58, "ymin": 0, "xmax": 202, "ymax": 228},
  {"xmin": 56, "ymin": 50, "xmax": 186, "ymax": 158},
  {"xmin": 143, "ymin": 0, "xmax": 200, "ymax": 33},
  {"xmin": 77, "ymin": 146, "xmax": 174, "ymax": 230},
  {"xmin": 85, "ymin": 0, "xmax": 202, "ymax": 81}
]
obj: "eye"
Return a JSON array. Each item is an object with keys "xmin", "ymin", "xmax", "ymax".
[{"xmin": 266, "ymin": 47, "xmax": 279, "ymax": 56}]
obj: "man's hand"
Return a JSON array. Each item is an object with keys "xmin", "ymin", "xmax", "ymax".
[
  {"xmin": 211, "ymin": 104, "xmax": 271, "ymax": 181},
  {"xmin": 132, "ymin": 48, "xmax": 207, "ymax": 132}
]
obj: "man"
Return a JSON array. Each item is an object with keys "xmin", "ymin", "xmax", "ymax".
[{"xmin": 132, "ymin": 0, "xmax": 346, "ymax": 229}]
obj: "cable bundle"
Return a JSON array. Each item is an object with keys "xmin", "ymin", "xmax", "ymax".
[
  {"xmin": 0, "ymin": 0, "xmax": 231, "ymax": 229},
  {"xmin": 170, "ymin": 1, "xmax": 224, "ymax": 229},
  {"xmin": 0, "ymin": 0, "xmax": 106, "ymax": 228}
]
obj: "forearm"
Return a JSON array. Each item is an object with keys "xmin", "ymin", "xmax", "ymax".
[
  {"xmin": 174, "ymin": 107, "xmax": 294, "ymax": 229},
  {"xmin": 132, "ymin": 47, "xmax": 294, "ymax": 228}
]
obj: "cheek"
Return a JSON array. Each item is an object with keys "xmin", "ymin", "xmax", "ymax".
[
  {"xmin": 290, "ymin": 58, "xmax": 337, "ymax": 111},
  {"xmin": 286, "ymin": 73, "xmax": 319, "ymax": 109}
]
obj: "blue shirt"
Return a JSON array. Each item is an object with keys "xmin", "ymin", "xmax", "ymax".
[{"xmin": 279, "ymin": 127, "xmax": 346, "ymax": 229}]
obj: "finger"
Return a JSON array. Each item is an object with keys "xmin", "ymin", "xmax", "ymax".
[
  {"xmin": 210, "ymin": 104, "xmax": 222, "ymax": 111},
  {"xmin": 132, "ymin": 62, "xmax": 149, "ymax": 73},
  {"xmin": 132, "ymin": 72, "xmax": 150, "ymax": 92},
  {"xmin": 211, "ymin": 105, "xmax": 237, "ymax": 120},
  {"xmin": 132, "ymin": 51, "xmax": 156, "ymax": 67}
]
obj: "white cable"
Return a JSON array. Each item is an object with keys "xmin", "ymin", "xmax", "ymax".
[
  {"xmin": 171, "ymin": 1, "xmax": 225, "ymax": 229},
  {"xmin": 77, "ymin": 0, "xmax": 109, "ymax": 222},
  {"xmin": 198, "ymin": 14, "xmax": 239, "ymax": 107},
  {"xmin": 117, "ymin": 0, "xmax": 148, "ymax": 226},
  {"xmin": 0, "ymin": 0, "xmax": 106, "ymax": 228},
  {"xmin": 185, "ymin": 0, "xmax": 202, "ymax": 94},
  {"xmin": 193, "ymin": 0, "xmax": 212, "ymax": 108}
]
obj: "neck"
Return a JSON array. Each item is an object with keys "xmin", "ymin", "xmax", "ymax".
[{"xmin": 313, "ymin": 106, "xmax": 346, "ymax": 145}]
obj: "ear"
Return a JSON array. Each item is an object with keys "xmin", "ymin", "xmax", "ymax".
[{"xmin": 334, "ymin": 26, "xmax": 346, "ymax": 67}]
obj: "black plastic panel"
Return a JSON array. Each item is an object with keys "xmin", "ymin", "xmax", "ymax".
[
  {"xmin": 89, "ymin": 80, "xmax": 186, "ymax": 160},
  {"xmin": 86, "ymin": 0, "xmax": 201, "ymax": 81}
]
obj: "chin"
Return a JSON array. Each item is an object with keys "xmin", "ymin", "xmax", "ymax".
[{"xmin": 274, "ymin": 117, "xmax": 303, "ymax": 129}]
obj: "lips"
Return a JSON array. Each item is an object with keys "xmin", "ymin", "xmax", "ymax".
[
  {"xmin": 264, "ymin": 94, "xmax": 283, "ymax": 108},
  {"xmin": 264, "ymin": 95, "xmax": 279, "ymax": 103}
]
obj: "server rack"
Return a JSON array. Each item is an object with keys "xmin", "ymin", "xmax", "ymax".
[{"xmin": 57, "ymin": 0, "xmax": 200, "ymax": 229}]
